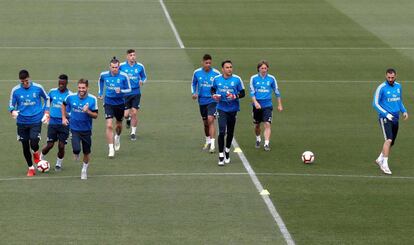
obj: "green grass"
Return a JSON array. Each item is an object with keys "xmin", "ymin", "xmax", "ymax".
[{"xmin": 2, "ymin": 0, "xmax": 414, "ymax": 244}]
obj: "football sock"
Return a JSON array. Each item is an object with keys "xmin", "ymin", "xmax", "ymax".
[
  {"xmin": 131, "ymin": 127, "xmax": 137, "ymax": 135},
  {"xmin": 256, "ymin": 135, "xmax": 261, "ymax": 142},
  {"xmin": 225, "ymin": 148, "xmax": 230, "ymax": 159},
  {"xmin": 219, "ymin": 152, "xmax": 224, "ymax": 162},
  {"xmin": 210, "ymin": 138, "xmax": 215, "ymax": 147},
  {"xmin": 377, "ymin": 152, "xmax": 384, "ymax": 161},
  {"xmin": 29, "ymin": 166, "xmax": 35, "ymax": 170},
  {"xmin": 109, "ymin": 144, "xmax": 114, "ymax": 150},
  {"xmin": 83, "ymin": 162, "xmax": 88, "ymax": 169},
  {"xmin": 264, "ymin": 140, "xmax": 269, "ymax": 146},
  {"xmin": 56, "ymin": 158, "xmax": 63, "ymax": 167},
  {"xmin": 383, "ymin": 157, "xmax": 388, "ymax": 165},
  {"xmin": 206, "ymin": 136, "xmax": 211, "ymax": 144}
]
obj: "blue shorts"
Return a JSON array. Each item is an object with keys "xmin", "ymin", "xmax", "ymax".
[
  {"xmin": 17, "ymin": 123, "xmax": 42, "ymax": 141},
  {"xmin": 47, "ymin": 124, "xmax": 69, "ymax": 143},
  {"xmin": 125, "ymin": 94, "xmax": 141, "ymax": 110},
  {"xmin": 104, "ymin": 104, "xmax": 124, "ymax": 121},
  {"xmin": 379, "ymin": 118, "xmax": 399, "ymax": 146},
  {"xmin": 253, "ymin": 106, "xmax": 273, "ymax": 124},
  {"xmin": 71, "ymin": 130, "xmax": 92, "ymax": 155},
  {"xmin": 199, "ymin": 102, "xmax": 217, "ymax": 120}
]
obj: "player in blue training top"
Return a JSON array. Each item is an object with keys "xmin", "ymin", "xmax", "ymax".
[
  {"xmin": 120, "ymin": 49, "xmax": 147, "ymax": 141},
  {"xmin": 373, "ymin": 68, "xmax": 408, "ymax": 175},
  {"xmin": 62, "ymin": 79, "xmax": 98, "ymax": 180},
  {"xmin": 98, "ymin": 57, "xmax": 131, "ymax": 158},
  {"xmin": 191, "ymin": 54, "xmax": 221, "ymax": 153},
  {"xmin": 211, "ymin": 60, "xmax": 245, "ymax": 166},
  {"xmin": 9, "ymin": 69, "xmax": 50, "ymax": 177},
  {"xmin": 249, "ymin": 60, "xmax": 283, "ymax": 151},
  {"xmin": 40, "ymin": 74, "xmax": 73, "ymax": 171}
]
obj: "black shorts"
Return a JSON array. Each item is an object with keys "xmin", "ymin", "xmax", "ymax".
[
  {"xmin": 199, "ymin": 102, "xmax": 217, "ymax": 120},
  {"xmin": 217, "ymin": 109, "xmax": 237, "ymax": 134},
  {"xmin": 253, "ymin": 106, "xmax": 273, "ymax": 124},
  {"xmin": 17, "ymin": 123, "xmax": 42, "ymax": 141},
  {"xmin": 104, "ymin": 104, "xmax": 124, "ymax": 121},
  {"xmin": 47, "ymin": 124, "xmax": 69, "ymax": 143},
  {"xmin": 379, "ymin": 118, "xmax": 399, "ymax": 146},
  {"xmin": 125, "ymin": 94, "xmax": 141, "ymax": 110},
  {"xmin": 71, "ymin": 130, "xmax": 92, "ymax": 155}
]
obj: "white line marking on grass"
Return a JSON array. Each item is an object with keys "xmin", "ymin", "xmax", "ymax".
[
  {"xmin": 256, "ymin": 172, "xmax": 414, "ymax": 180},
  {"xmin": 159, "ymin": 0, "xmax": 185, "ymax": 49},
  {"xmin": 232, "ymin": 139, "xmax": 295, "ymax": 245}
]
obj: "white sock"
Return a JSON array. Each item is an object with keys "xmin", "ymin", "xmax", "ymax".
[
  {"xmin": 114, "ymin": 134, "xmax": 120, "ymax": 140},
  {"xmin": 377, "ymin": 152, "xmax": 384, "ymax": 161},
  {"xmin": 109, "ymin": 144, "xmax": 114, "ymax": 150},
  {"xmin": 29, "ymin": 166, "xmax": 35, "ymax": 170},
  {"xmin": 210, "ymin": 138, "xmax": 215, "ymax": 147},
  {"xmin": 256, "ymin": 135, "xmax": 261, "ymax": 142},
  {"xmin": 225, "ymin": 147, "xmax": 230, "ymax": 153},
  {"xmin": 56, "ymin": 157, "xmax": 63, "ymax": 167},
  {"xmin": 383, "ymin": 157, "xmax": 388, "ymax": 165},
  {"xmin": 205, "ymin": 136, "xmax": 211, "ymax": 144},
  {"xmin": 83, "ymin": 162, "xmax": 88, "ymax": 169},
  {"xmin": 40, "ymin": 153, "xmax": 45, "ymax": 160},
  {"xmin": 264, "ymin": 140, "xmax": 270, "ymax": 146},
  {"xmin": 219, "ymin": 152, "xmax": 224, "ymax": 158},
  {"xmin": 131, "ymin": 127, "xmax": 137, "ymax": 134}
]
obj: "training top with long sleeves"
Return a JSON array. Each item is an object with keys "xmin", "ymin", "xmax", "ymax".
[
  {"xmin": 119, "ymin": 61, "xmax": 147, "ymax": 96},
  {"xmin": 212, "ymin": 74, "xmax": 245, "ymax": 112},
  {"xmin": 98, "ymin": 71, "xmax": 131, "ymax": 105},
  {"xmin": 192, "ymin": 67, "xmax": 221, "ymax": 105},
  {"xmin": 46, "ymin": 88, "xmax": 72, "ymax": 125},
  {"xmin": 373, "ymin": 81, "xmax": 407, "ymax": 121},
  {"xmin": 9, "ymin": 81, "xmax": 49, "ymax": 124},
  {"xmin": 249, "ymin": 73, "xmax": 280, "ymax": 108},
  {"xmin": 63, "ymin": 93, "xmax": 98, "ymax": 132}
]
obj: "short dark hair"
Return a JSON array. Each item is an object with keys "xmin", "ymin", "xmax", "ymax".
[
  {"xmin": 257, "ymin": 60, "xmax": 269, "ymax": 72},
  {"xmin": 78, "ymin": 78, "xmax": 89, "ymax": 87},
  {"xmin": 221, "ymin": 60, "xmax": 232, "ymax": 68},
  {"xmin": 203, "ymin": 54, "xmax": 212, "ymax": 61},
  {"xmin": 127, "ymin": 49, "xmax": 135, "ymax": 54},
  {"xmin": 19, "ymin": 69, "xmax": 29, "ymax": 80},
  {"xmin": 110, "ymin": 56, "xmax": 120, "ymax": 65},
  {"xmin": 59, "ymin": 74, "xmax": 68, "ymax": 81},
  {"xmin": 386, "ymin": 68, "xmax": 396, "ymax": 75}
]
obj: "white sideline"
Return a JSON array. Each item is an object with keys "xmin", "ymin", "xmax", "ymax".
[
  {"xmin": 232, "ymin": 139, "xmax": 295, "ymax": 245},
  {"xmin": 159, "ymin": 0, "xmax": 185, "ymax": 49}
]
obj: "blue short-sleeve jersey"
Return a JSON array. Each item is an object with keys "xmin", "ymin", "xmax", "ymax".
[
  {"xmin": 119, "ymin": 61, "xmax": 147, "ymax": 96},
  {"xmin": 212, "ymin": 74, "xmax": 245, "ymax": 112},
  {"xmin": 63, "ymin": 93, "xmax": 98, "ymax": 132},
  {"xmin": 249, "ymin": 73, "xmax": 280, "ymax": 108},
  {"xmin": 191, "ymin": 67, "xmax": 221, "ymax": 105},
  {"xmin": 46, "ymin": 88, "xmax": 73, "ymax": 125},
  {"xmin": 98, "ymin": 71, "xmax": 131, "ymax": 105}
]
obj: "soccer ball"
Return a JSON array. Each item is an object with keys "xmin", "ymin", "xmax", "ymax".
[
  {"xmin": 37, "ymin": 160, "xmax": 50, "ymax": 173},
  {"xmin": 302, "ymin": 151, "xmax": 315, "ymax": 164}
]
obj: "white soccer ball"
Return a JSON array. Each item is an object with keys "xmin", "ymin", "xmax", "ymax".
[
  {"xmin": 37, "ymin": 160, "xmax": 50, "ymax": 173},
  {"xmin": 302, "ymin": 151, "xmax": 315, "ymax": 164}
]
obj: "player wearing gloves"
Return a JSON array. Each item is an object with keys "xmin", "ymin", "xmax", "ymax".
[
  {"xmin": 211, "ymin": 60, "xmax": 245, "ymax": 166},
  {"xmin": 40, "ymin": 74, "xmax": 72, "ymax": 171},
  {"xmin": 373, "ymin": 68, "xmax": 408, "ymax": 175},
  {"xmin": 8, "ymin": 70, "xmax": 49, "ymax": 177}
]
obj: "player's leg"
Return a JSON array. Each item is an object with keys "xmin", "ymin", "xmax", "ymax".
[
  {"xmin": 263, "ymin": 107, "xmax": 273, "ymax": 151},
  {"xmin": 29, "ymin": 123, "xmax": 42, "ymax": 164},
  {"xmin": 17, "ymin": 124, "xmax": 35, "ymax": 176},
  {"xmin": 207, "ymin": 102, "xmax": 217, "ymax": 153},
  {"xmin": 71, "ymin": 131, "xmax": 81, "ymax": 160},
  {"xmin": 253, "ymin": 107, "xmax": 262, "ymax": 148},
  {"xmin": 114, "ymin": 105, "xmax": 124, "ymax": 151},
  {"xmin": 217, "ymin": 110, "xmax": 227, "ymax": 166},
  {"xmin": 199, "ymin": 104, "xmax": 210, "ymax": 150},
  {"xmin": 104, "ymin": 104, "xmax": 116, "ymax": 157},
  {"xmin": 377, "ymin": 118, "xmax": 393, "ymax": 174},
  {"xmin": 55, "ymin": 125, "xmax": 69, "ymax": 171},
  {"xmin": 124, "ymin": 95, "xmax": 132, "ymax": 129},
  {"xmin": 130, "ymin": 94, "xmax": 141, "ymax": 140},
  {"xmin": 80, "ymin": 132, "xmax": 92, "ymax": 180},
  {"xmin": 224, "ymin": 112, "xmax": 237, "ymax": 164},
  {"xmin": 41, "ymin": 124, "xmax": 57, "ymax": 160}
]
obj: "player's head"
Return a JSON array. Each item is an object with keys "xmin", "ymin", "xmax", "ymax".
[
  {"xmin": 77, "ymin": 78, "xmax": 88, "ymax": 97},
  {"xmin": 126, "ymin": 49, "xmax": 136, "ymax": 64},
  {"xmin": 58, "ymin": 74, "xmax": 68, "ymax": 91},
  {"xmin": 257, "ymin": 60, "xmax": 269, "ymax": 75},
  {"xmin": 221, "ymin": 60, "xmax": 233, "ymax": 77},
  {"xmin": 385, "ymin": 68, "xmax": 396, "ymax": 85},
  {"xmin": 202, "ymin": 54, "xmax": 212, "ymax": 71},
  {"xmin": 110, "ymin": 56, "xmax": 120, "ymax": 75},
  {"xmin": 19, "ymin": 69, "xmax": 30, "ymax": 87}
]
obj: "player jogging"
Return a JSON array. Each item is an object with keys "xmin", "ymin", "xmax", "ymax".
[
  {"xmin": 40, "ymin": 74, "xmax": 72, "ymax": 171},
  {"xmin": 98, "ymin": 57, "xmax": 131, "ymax": 157},
  {"xmin": 9, "ymin": 69, "xmax": 50, "ymax": 176},
  {"xmin": 249, "ymin": 60, "xmax": 283, "ymax": 151},
  {"xmin": 120, "ymin": 49, "xmax": 147, "ymax": 141},
  {"xmin": 62, "ymin": 79, "xmax": 98, "ymax": 180},
  {"xmin": 191, "ymin": 54, "xmax": 221, "ymax": 153},
  {"xmin": 211, "ymin": 60, "xmax": 245, "ymax": 166},
  {"xmin": 373, "ymin": 68, "xmax": 408, "ymax": 175}
]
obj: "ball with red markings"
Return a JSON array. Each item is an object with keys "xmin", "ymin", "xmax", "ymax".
[
  {"xmin": 37, "ymin": 160, "xmax": 50, "ymax": 173},
  {"xmin": 301, "ymin": 151, "xmax": 315, "ymax": 164}
]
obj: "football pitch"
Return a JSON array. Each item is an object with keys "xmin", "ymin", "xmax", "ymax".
[{"xmin": 1, "ymin": 0, "xmax": 414, "ymax": 244}]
